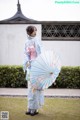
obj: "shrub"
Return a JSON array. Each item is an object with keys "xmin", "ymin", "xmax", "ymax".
[
  {"xmin": 50, "ymin": 66, "xmax": 80, "ymax": 89},
  {"xmin": 0, "ymin": 66, "xmax": 80, "ymax": 88},
  {"xmin": 0, "ymin": 66, "xmax": 27, "ymax": 88}
]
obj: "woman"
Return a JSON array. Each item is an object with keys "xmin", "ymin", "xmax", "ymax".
[{"xmin": 23, "ymin": 26, "xmax": 44, "ymax": 116}]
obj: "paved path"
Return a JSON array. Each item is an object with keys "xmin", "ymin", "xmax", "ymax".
[{"xmin": 0, "ymin": 88, "xmax": 80, "ymax": 98}]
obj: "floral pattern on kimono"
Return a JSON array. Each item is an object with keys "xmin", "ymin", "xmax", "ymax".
[{"xmin": 23, "ymin": 36, "xmax": 44, "ymax": 109}]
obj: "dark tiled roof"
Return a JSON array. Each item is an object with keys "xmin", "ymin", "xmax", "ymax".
[{"xmin": 0, "ymin": 0, "xmax": 37, "ymax": 24}]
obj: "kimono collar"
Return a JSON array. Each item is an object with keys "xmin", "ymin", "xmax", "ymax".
[{"xmin": 27, "ymin": 35, "xmax": 35, "ymax": 40}]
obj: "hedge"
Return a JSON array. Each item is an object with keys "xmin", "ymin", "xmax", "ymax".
[
  {"xmin": 50, "ymin": 66, "xmax": 80, "ymax": 89},
  {"xmin": 0, "ymin": 66, "xmax": 80, "ymax": 88},
  {"xmin": 0, "ymin": 66, "xmax": 26, "ymax": 88}
]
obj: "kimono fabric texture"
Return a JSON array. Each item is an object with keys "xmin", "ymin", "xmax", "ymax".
[{"xmin": 23, "ymin": 36, "xmax": 44, "ymax": 110}]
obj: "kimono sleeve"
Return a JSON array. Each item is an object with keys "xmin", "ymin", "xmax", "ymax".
[
  {"xmin": 36, "ymin": 39, "xmax": 44, "ymax": 55},
  {"xmin": 23, "ymin": 42, "xmax": 30, "ymax": 72}
]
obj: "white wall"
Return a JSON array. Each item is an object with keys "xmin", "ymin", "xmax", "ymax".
[
  {"xmin": 0, "ymin": 24, "xmax": 41, "ymax": 65},
  {"xmin": 43, "ymin": 41, "xmax": 80, "ymax": 66},
  {"xmin": 0, "ymin": 24, "xmax": 80, "ymax": 66}
]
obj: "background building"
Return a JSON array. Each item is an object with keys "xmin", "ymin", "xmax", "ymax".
[{"xmin": 0, "ymin": 0, "xmax": 80, "ymax": 66}]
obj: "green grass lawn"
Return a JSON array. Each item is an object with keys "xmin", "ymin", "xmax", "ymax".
[{"xmin": 0, "ymin": 97, "xmax": 80, "ymax": 120}]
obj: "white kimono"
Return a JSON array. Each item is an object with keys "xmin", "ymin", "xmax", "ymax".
[{"xmin": 23, "ymin": 36, "xmax": 44, "ymax": 110}]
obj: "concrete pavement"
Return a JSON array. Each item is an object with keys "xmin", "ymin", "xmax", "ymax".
[{"xmin": 0, "ymin": 88, "xmax": 80, "ymax": 98}]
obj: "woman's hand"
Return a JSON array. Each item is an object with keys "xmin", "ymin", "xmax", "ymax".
[{"xmin": 26, "ymin": 61, "xmax": 31, "ymax": 67}]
